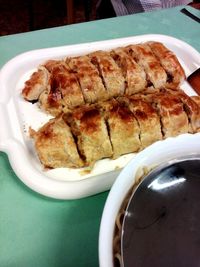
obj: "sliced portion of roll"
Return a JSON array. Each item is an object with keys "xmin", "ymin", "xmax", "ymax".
[
  {"xmin": 65, "ymin": 104, "xmax": 113, "ymax": 167},
  {"xmin": 22, "ymin": 67, "xmax": 49, "ymax": 101},
  {"xmin": 89, "ymin": 50, "xmax": 125, "ymax": 98},
  {"xmin": 67, "ymin": 55, "xmax": 108, "ymax": 104},
  {"xmin": 101, "ymin": 99, "xmax": 141, "ymax": 159},
  {"xmin": 119, "ymin": 95, "xmax": 163, "ymax": 148},
  {"xmin": 111, "ymin": 47, "xmax": 147, "ymax": 95},
  {"xmin": 125, "ymin": 43, "xmax": 167, "ymax": 88},
  {"xmin": 30, "ymin": 115, "xmax": 84, "ymax": 168},
  {"xmin": 147, "ymin": 41, "xmax": 185, "ymax": 85}
]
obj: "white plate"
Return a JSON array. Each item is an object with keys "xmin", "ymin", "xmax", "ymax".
[
  {"xmin": 0, "ymin": 34, "xmax": 200, "ymax": 199},
  {"xmin": 99, "ymin": 133, "xmax": 200, "ymax": 267}
]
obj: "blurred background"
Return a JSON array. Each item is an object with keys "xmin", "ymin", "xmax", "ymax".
[
  {"xmin": 0, "ymin": 0, "xmax": 199, "ymax": 36},
  {"xmin": 0, "ymin": 0, "xmax": 104, "ymax": 36}
]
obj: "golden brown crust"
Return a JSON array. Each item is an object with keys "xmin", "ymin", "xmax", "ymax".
[
  {"xmin": 22, "ymin": 67, "xmax": 49, "ymax": 101},
  {"xmin": 144, "ymin": 90, "xmax": 189, "ymax": 138},
  {"xmin": 126, "ymin": 44, "xmax": 167, "ymax": 88},
  {"xmin": 67, "ymin": 55, "xmax": 108, "ymax": 103},
  {"xmin": 31, "ymin": 90, "xmax": 200, "ymax": 169},
  {"xmin": 22, "ymin": 42, "xmax": 186, "ymax": 116},
  {"xmin": 32, "ymin": 115, "xmax": 84, "ymax": 168},
  {"xmin": 147, "ymin": 41, "xmax": 186, "ymax": 85},
  {"xmin": 101, "ymin": 99, "xmax": 141, "ymax": 158},
  {"xmin": 89, "ymin": 51, "xmax": 125, "ymax": 97},
  {"xmin": 67, "ymin": 104, "xmax": 113, "ymax": 166},
  {"xmin": 39, "ymin": 60, "xmax": 85, "ymax": 115},
  {"xmin": 170, "ymin": 90, "xmax": 200, "ymax": 133},
  {"xmin": 122, "ymin": 96, "xmax": 162, "ymax": 148},
  {"xmin": 111, "ymin": 48, "xmax": 147, "ymax": 95}
]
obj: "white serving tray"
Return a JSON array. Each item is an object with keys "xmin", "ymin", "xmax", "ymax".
[{"xmin": 0, "ymin": 34, "xmax": 200, "ymax": 199}]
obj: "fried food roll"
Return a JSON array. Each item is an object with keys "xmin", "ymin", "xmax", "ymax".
[
  {"xmin": 30, "ymin": 115, "xmax": 84, "ymax": 168},
  {"xmin": 22, "ymin": 67, "xmax": 49, "ymax": 101},
  {"xmin": 66, "ymin": 104, "xmax": 113, "ymax": 166},
  {"xmin": 67, "ymin": 55, "xmax": 108, "ymax": 103},
  {"xmin": 38, "ymin": 61, "xmax": 65, "ymax": 116},
  {"xmin": 126, "ymin": 43, "xmax": 167, "ymax": 88},
  {"xmin": 101, "ymin": 99, "xmax": 141, "ymax": 158},
  {"xmin": 119, "ymin": 96, "xmax": 162, "ymax": 148},
  {"xmin": 169, "ymin": 90, "xmax": 200, "ymax": 133},
  {"xmin": 111, "ymin": 48, "xmax": 147, "ymax": 95},
  {"xmin": 89, "ymin": 51, "xmax": 125, "ymax": 97},
  {"xmin": 146, "ymin": 90, "xmax": 189, "ymax": 138},
  {"xmin": 147, "ymin": 41, "xmax": 185, "ymax": 85},
  {"xmin": 39, "ymin": 60, "xmax": 85, "ymax": 115}
]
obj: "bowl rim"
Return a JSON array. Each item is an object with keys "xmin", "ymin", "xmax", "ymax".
[{"xmin": 99, "ymin": 133, "xmax": 200, "ymax": 267}]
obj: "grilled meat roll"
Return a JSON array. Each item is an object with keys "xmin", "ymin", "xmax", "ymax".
[
  {"xmin": 22, "ymin": 66, "xmax": 49, "ymax": 101},
  {"xmin": 39, "ymin": 60, "xmax": 85, "ymax": 116},
  {"xmin": 31, "ymin": 88, "xmax": 200, "ymax": 169},
  {"xmin": 111, "ymin": 48, "xmax": 147, "ymax": 95},
  {"xmin": 67, "ymin": 55, "xmax": 108, "ymax": 104},
  {"xmin": 64, "ymin": 104, "xmax": 113, "ymax": 166},
  {"xmin": 147, "ymin": 41, "xmax": 186, "ymax": 85},
  {"xmin": 22, "ymin": 42, "xmax": 185, "ymax": 115},
  {"xmin": 125, "ymin": 43, "xmax": 167, "ymax": 88},
  {"xmin": 100, "ymin": 99, "xmax": 141, "ymax": 158},
  {"xmin": 118, "ymin": 95, "xmax": 163, "ymax": 148},
  {"xmin": 30, "ymin": 115, "xmax": 84, "ymax": 168},
  {"xmin": 89, "ymin": 50, "xmax": 125, "ymax": 97}
]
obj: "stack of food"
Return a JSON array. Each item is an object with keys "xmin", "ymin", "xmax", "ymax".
[{"xmin": 22, "ymin": 41, "xmax": 200, "ymax": 169}]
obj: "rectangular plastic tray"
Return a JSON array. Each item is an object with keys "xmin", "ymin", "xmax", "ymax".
[{"xmin": 0, "ymin": 34, "xmax": 200, "ymax": 199}]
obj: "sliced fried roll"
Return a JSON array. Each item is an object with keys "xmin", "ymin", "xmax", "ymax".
[
  {"xmin": 66, "ymin": 105, "xmax": 113, "ymax": 166},
  {"xmin": 30, "ymin": 115, "xmax": 84, "ymax": 168},
  {"xmin": 147, "ymin": 91, "xmax": 189, "ymax": 138},
  {"xmin": 41, "ymin": 60, "xmax": 85, "ymax": 114},
  {"xmin": 43, "ymin": 59, "xmax": 63, "ymax": 72},
  {"xmin": 89, "ymin": 51, "xmax": 125, "ymax": 97},
  {"xmin": 39, "ymin": 61, "xmax": 65, "ymax": 116},
  {"xmin": 171, "ymin": 90, "xmax": 200, "ymax": 133},
  {"xmin": 39, "ymin": 89, "xmax": 63, "ymax": 117},
  {"xmin": 22, "ymin": 67, "xmax": 49, "ymax": 101},
  {"xmin": 51, "ymin": 61, "xmax": 84, "ymax": 108},
  {"xmin": 126, "ymin": 44, "xmax": 167, "ymax": 88},
  {"xmin": 101, "ymin": 99, "xmax": 141, "ymax": 158},
  {"xmin": 111, "ymin": 48, "xmax": 147, "ymax": 95},
  {"xmin": 67, "ymin": 55, "xmax": 108, "ymax": 103},
  {"xmin": 147, "ymin": 41, "xmax": 185, "ymax": 85},
  {"xmin": 119, "ymin": 96, "xmax": 162, "ymax": 148}
]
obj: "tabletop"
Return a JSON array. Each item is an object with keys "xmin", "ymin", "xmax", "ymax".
[{"xmin": 0, "ymin": 5, "xmax": 200, "ymax": 267}]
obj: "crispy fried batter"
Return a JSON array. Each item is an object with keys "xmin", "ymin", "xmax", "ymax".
[
  {"xmin": 32, "ymin": 115, "xmax": 84, "ymax": 168},
  {"xmin": 111, "ymin": 48, "xmax": 147, "ymax": 95},
  {"xmin": 147, "ymin": 41, "xmax": 185, "ymax": 85},
  {"xmin": 101, "ymin": 99, "xmax": 141, "ymax": 158},
  {"xmin": 67, "ymin": 55, "xmax": 108, "ymax": 103},
  {"xmin": 22, "ymin": 67, "xmax": 49, "ymax": 101},
  {"xmin": 67, "ymin": 104, "xmax": 113, "ymax": 166},
  {"xmin": 31, "ymin": 90, "xmax": 200, "ymax": 169},
  {"xmin": 144, "ymin": 89, "xmax": 189, "ymax": 138},
  {"xmin": 120, "ymin": 96, "xmax": 162, "ymax": 148},
  {"xmin": 89, "ymin": 51, "xmax": 125, "ymax": 97},
  {"xmin": 22, "ymin": 42, "xmax": 186, "ymax": 116},
  {"xmin": 126, "ymin": 43, "xmax": 167, "ymax": 88}
]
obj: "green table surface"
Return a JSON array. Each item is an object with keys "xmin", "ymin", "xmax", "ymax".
[{"xmin": 0, "ymin": 6, "xmax": 199, "ymax": 267}]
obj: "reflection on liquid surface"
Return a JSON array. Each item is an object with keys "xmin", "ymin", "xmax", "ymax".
[{"xmin": 122, "ymin": 159, "xmax": 200, "ymax": 267}]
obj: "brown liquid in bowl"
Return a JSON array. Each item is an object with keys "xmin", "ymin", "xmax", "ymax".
[{"xmin": 122, "ymin": 159, "xmax": 200, "ymax": 267}]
